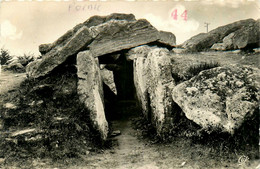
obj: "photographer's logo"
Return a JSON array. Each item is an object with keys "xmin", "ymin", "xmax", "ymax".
[{"xmin": 238, "ymin": 155, "xmax": 249, "ymax": 166}]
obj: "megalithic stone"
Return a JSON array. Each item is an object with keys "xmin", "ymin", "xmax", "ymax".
[
  {"xmin": 77, "ymin": 50, "xmax": 109, "ymax": 141},
  {"xmin": 39, "ymin": 13, "xmax": 136, "ymax": 55},
  {"xmin": 88, "ymin": 19, "xmax": 159, "ymax": 57},
  {"xmin": 27, "ymin": 26, "xmax": 93, "ymax": 79}
]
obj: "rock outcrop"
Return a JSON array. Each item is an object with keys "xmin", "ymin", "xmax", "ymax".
[
  {"xmin": 132, "ymin": 46, "xmax": 175, "ymax": 136},
  {"xmin": 210, "ymin": 33, "xmax": 235, "ymax": 51},
  {"xmin": 172, "ymin": 66, "xmax": 259, "ymax": 134},
  {"xmin": 232, "ymin": 19, "xmax": 260, "ymax": 49},
  {"xmin": 77, "ymin": 51, "xmax": 108, "ymax": 140},
  {"xmin": 182, "ymin": 18, "xmax": 259, "ymax": 52}
]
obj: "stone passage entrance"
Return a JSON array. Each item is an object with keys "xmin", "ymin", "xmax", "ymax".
[{"xmin": 100, "ymin": 51, "xmax": 139, "ymax": 122}]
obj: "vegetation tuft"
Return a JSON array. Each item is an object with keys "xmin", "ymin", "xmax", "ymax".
[
  {"xmin": 185, "ymin": 61, "xmax": 220, "ymax": 80},
  {"xmin": 0, "ymin": 47, "xmax": 37, "ymax": 73},
  {"xmin": 17, "ymin": 53, "xmax": 35, "ymax": 67},
  {"xmin": 0, "ymin": 48, "xmax": 12, "ymax": 65}
]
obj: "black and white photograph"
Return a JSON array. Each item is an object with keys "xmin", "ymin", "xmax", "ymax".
[{"xmin": 0, "ymin": 0, "xmax": 259, "ymax": 168}]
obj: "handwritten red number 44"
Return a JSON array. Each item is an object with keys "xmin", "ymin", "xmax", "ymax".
[{"xmin": 171, "ymin": 9, "xmax": 187, "ymax": 21}]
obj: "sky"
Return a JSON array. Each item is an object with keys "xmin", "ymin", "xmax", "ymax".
[{"xmin": 0, "ymin": 0, "xmax": 259, "ymax": 56}]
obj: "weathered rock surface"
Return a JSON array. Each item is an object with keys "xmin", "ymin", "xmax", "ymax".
[
  {"xmin": 211, "ymin": 19, "xmax": 260, "ymax": 51},
  {"xmin": 39, "ymin": 44, "xmax": 53, "ymax": 55},
  {"xmin": 77, "ymin": 51, "xmax": 108, "ymax": 140},
  {"xmin": 29, "ymin": 14, "xmax": 177, "ymax": 79},
  {"xmin": 172, "ymin": 66, "xmax": 259, "ymax": 134},
  {"xmin": 132, "ymin": 46, "xmax": 175, "ymax": 135},
  {"xmin": 4, "ymin": 61, "xmax": 25, "ymax": 72},
  {"xmin": 28, "ymin": 27, "xmax": 93, "ymax": 78},
  {"xmin": 210, "ymin": 32, "xmax": 235, "ymax": 51},
  {"xmin": 232, "ymin": 19, "xmax": 260, "ymax": 49},
  {"xmin": 182, "ymin": 19, "xmax": 257, "ymax": 51},
  {"xmin": 88, "ymin": 19, "xmax": 159, "ymax": 57},
  {"xmin": 100, "ymin": 67, "xmax": 117, "ymax": 94},
  {"xmin": 157, "ymin": 31, "xmax": 176, "ymax": 47},
  {"xmin": 39, "ymin": 13, "xmax": 136, "ymax": 55}
]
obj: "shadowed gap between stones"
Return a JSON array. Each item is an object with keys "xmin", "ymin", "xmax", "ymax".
[{"xmin": 100, "ymin": 50, "xmax": 143, "ymax": 122}]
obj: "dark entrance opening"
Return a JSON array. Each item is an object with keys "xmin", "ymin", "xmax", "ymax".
[{"xmin": 99, "ymin": 51, "xmax": 140, "ymax": 121}]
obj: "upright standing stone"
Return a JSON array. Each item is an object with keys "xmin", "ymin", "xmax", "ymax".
[
  {"xmin": 77, "ymin": 51, "xmax": 108, "ymax": 140},
  {"xmin": 132, "ymin": 46, "xmax": 175, "ymax": 136}
]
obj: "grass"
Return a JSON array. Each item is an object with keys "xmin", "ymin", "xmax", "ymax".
[{"xmin": 185, "ymin": 61, "xmax": 220, "ymax": 80}]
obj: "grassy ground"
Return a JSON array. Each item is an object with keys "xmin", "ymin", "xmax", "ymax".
[{"xmin": 0, "ymin": 66, "xmax": 102, "ymax": 168}]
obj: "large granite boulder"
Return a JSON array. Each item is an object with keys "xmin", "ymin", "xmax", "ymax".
[
  {"xmin": 210, "ymin": 32, "xmax": 235, "ymax": 51},
  {"xmin": 232, "ymin": 19, "xmax": 260, "ymax": 49},
  {"xmin": 172, "ymin": 66, "xmax": 259, "ymax": 134},
  {"xmin": 132, "ymin": 46, "xmax": 175, "ymax": 136},
  {"xmin": 182, "ymin": 19, "xmax": 256, "ymax": 52},
  {"xmin": 77, "ymin": 51, "xmax": 108, "ymax": 140},
  {"xmin": 211, "ymin": 19, "xmax": 260, "ymax": 51}
]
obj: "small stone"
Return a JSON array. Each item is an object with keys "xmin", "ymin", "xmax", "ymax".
[
  {"xmin": 25, "ymin": 135, "xmax": 42, "ymax": 142},
  {"xmin": 54, "ymin": 117, "xmax": 65, "ymax": 121},
  {"xmin": 4, "ymin": 103, "xmax": 17, "ymax": 109},
  {"xmin": 181, "ymin": 162, "xmax": 186, "ymax": 166},
  {"xmin": 11, "ymin": 128, "xmax": 36, "ymax": 137},
  {"xmin": 0, "ymin": 158, "xmax": 5, "ymax": 164},
  {"xmin": 111, "ymin": 130, "xmax": 121, "ymax": 137},
  {"xmin": 37, "ymin": 100, "xmax": 44, "ymax": 105},
  {"xmin": 28, "ymin": 101, "xmax": 35, "ymax": 106}
]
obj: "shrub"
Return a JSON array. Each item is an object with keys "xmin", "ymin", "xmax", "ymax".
[
  {"xmin": 17, "ymin": 53, "xmax": 35, "ymax": 67},
  {"xmin": 185, "ymin": 61, "xmax": 220, "ymax": 80},
  {"xmin": 0, "ymin": 48, "xmax": 12, "ymax": 65}
]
